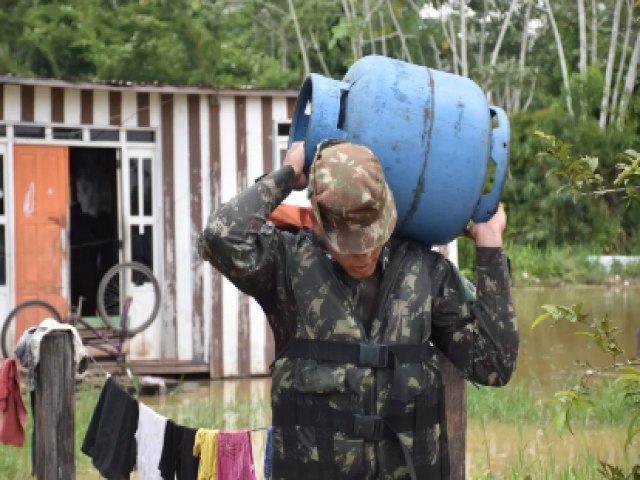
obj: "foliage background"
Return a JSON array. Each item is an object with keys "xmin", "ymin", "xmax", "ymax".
[{"xmin": 1, "ymin": 0, "xmax": 639, "ymax": 254}]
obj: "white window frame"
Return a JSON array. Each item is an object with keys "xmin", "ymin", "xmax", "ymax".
[
  {"xmin": 121, "ymin": 146, "xmax": 158, "ymax": 272},
  {"xmin": 273, "ymin": 121, "xmax": 291, "ymax": 169}
]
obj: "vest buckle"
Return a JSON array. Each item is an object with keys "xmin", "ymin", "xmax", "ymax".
[
  {"xmin": 353, "ymin": 414, "xmax": 385, "ymax": 441},
  {"xmin": 358, "ymin": 343, "xmax": 388, "ymax": 367}
]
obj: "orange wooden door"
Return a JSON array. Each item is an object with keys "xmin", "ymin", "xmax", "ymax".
[{"xmin": 14, "ymin": 145, "xmax": 69, "ymax": 336}]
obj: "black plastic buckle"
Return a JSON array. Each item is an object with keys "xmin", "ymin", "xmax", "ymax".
[
  {"xmin": 358, "ymin": 343, "xmax": 388, "ymax": 368},
  {"xmin": 353, "ymin": 414, "xmax": 385, "ymax": 441}
]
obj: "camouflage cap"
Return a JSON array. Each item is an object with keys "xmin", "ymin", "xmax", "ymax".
[{"xmin": 308, "ymin": 140, "xmax": 397, "ymax": 254}]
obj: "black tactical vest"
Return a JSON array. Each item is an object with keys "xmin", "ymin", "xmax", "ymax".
[{"xmin": 270, "ymin": 239, "xmax": 450, "ymax": 480}]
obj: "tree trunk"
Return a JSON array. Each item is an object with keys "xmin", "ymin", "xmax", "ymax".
[
  {"xmin": 287, "ymin": 0, "xmax": 310, "ymax": 77},
  {"xmin": 436, "ymin": 0, "xmax": 459, "ymax": 74},
  {"xmin": 590, "ymin": 0, "xmax": 598, "ymax": 65},
  {"xmin": 341, "ymin": 0, "xmax": 361, "ymax": 58},
  {"xmin": 378, "ymin": 10, "xmax": 388, "ymax": 56},
  {"xmin": 544, "ymin": 0, "xmax": 574, "ymax": 117},
  {"xmin": 478, "ymin": 0, "xmax": 488, "ymax": 71},
  {"xmin": 308, "ymin": 28, "xmax": 330, "ymax": 76},
  {"xmin": 578, "ymin": 0, "xmax": 587, "ymax": 75},
  {"xmin": 364, "ymin": 0, "xmax": 377, "ymax": 55},
  {"xmin": 514, "ymin": 0, "xmax": 533, "ymax": 112},
  {"xmin": 599, "ymin": 0, "xmax": 622, "ymax": 129},
  {"xmin": 386, "ymin": 0, "xmax": 412, "ymax": 62},
  {"xmin": 352, "ymin": 0, "xmax": 366, "ymax": 58},
  {"xmin": 489, "ymin": 0, "xmax": 518, "ymax": 67},
  {"xmin": 609, "ymin": 0, "xmax": 634, "ymax": 124},
  {"xmin": 617, "ymin": 30, "xmax": 640, "ymax": 124},
  {"xmin": 429, "ymin": 35, "xmax": 444, "ymax": 70},
  {"xmin": 460, "ymin": 0, "xmax": 468, "ymax": 77}
]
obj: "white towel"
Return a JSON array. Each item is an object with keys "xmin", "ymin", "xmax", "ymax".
[{"xmin": 135, "ymin": 402, "xmax": 168, "ymax": 480}]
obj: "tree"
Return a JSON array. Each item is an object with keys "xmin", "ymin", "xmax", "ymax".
[{"xmin": 532, "ymin": 132, "xmax": 640, "ymax": 478}]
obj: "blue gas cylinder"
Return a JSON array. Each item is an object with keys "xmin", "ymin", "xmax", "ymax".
[{"xmin": 288, "ymin": 55, "xmax": 510, "ymax": 246}]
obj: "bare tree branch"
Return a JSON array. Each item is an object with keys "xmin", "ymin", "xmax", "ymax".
[
  {"xmin": 341, "ymin": 0, "xmax": 362, "ymax": 58},
  {"xmin": 514, "ymin": 0, "xmax": 533, "ymax": 111},
  {"xmin": 460, "ymin": 0, "xmax": 468, "ymax": 77},
  {"xmin": 544, "ymin": 0, "xmax": 574, "ymax": 117},
  {"xmin": 609, "ymin": 0, "xmax": 635, "ymax": 123},
  {"xmin": 378, "ymin": 10, "xmax": 388, "ymax": 56},
  {"xmin": 599, "ymin": 0, "xmax": 622, "ymax": 129},
  {"xmin": 617, "ymin": 30, "xmax": 640, "ymax": 124},
  {"xmin": 308, "ymin": 27, "xmax": 330, "ymax": 76},
  {"xmin": 578, "ymin": 0, "xmax": 587, "ymax": 75},
  {"xmin": 429, "ymin": 35, "xmax": 444, "ymax": 70},
  {"xmin": 590, "ymin": 0, "xmax": 598, "ymax": 65},
  {"xmin": 287, "ymin": 0, "xmax": 310, "ymax": 76},
  {"xmin": 489, "ymin": 0, "xmax": 518, "ymax": 67},
  {"xmin": 386, "ymin": 0, "xmax": 412, "ymax": 62},
  {"xmin": 364, "ymin": 0, "xmax": 377, "ymax": 55}
]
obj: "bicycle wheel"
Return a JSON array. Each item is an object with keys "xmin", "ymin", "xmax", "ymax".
[
  {"xmin": 97, "ymin": 261, "xmax": 161, "ymax": 336},
  {"xmin": 1, "ymin": 300, "xmax": 62, "ymax": 358}
]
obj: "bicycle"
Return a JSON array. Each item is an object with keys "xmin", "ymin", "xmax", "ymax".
[{"xmin": 1, "ymin": 261, "xmax": 161, "ymax": 372}]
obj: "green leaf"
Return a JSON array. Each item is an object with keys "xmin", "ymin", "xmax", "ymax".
[
  {"xmin": 616, "ymin": 374, "xmax": 640, "ymax": 383},
  {"xmin": 552, "ymin": 409, "xmax": 567, "ymax": 435},
  {"xmin": 619, "ymin": 366, "xmax": 640, "ymax": 375},
  {"xmin": 531, "ymin": 312, "xmax": 551, "ymax": 329},
  {"xmin": 625, "ymin": 411, "xmax": 640, "ymax": 450},
  {"xmin": 575, "ymin": 331, "xmax": 596, "ymax": 339}
]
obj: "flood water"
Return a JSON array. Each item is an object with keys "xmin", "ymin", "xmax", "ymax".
[
  {"xmin": 143, "ymin": 285, "xmax": 640, "ymax": 475},
  {"xmin": 511, "ymin": 284, "xmax": 639, "ymax": 384}
]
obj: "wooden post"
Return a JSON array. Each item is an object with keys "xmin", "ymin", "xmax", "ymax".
[
  {"xmin": 436, "ymin": 240, "xmax": 467, "ymax": 480},
  {"xmin": 440, "ymin": 353, "xmax": 467, "ymax": 480},
  {"xmin": 36, "ymin": 331, "xmax": 75, "ymax": 479}
]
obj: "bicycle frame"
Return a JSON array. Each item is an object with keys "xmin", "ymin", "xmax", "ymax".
[{"xmin": 73, "ymin": 296, "xmax": 133, "ymax": 365}]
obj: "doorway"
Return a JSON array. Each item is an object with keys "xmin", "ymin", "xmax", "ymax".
[{"xmin": 69, "ymin": 147, "xmax": 119, "ymax": 317}]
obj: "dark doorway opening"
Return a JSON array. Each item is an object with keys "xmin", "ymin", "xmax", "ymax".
[{"xmin": 69, "ymin": 147, "xmax": 119, "ymax": 317}]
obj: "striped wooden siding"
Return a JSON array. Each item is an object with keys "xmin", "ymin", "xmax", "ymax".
[{"xmin": 0, "ymin": 81, "xmax": 296, "ymax": 377}]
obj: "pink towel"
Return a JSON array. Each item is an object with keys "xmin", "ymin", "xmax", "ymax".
[
  {"xmin": 217, "ymin": 431, "xmax": 257, "ymax": 480},
  {"xmin": 0, "ymin": 358, "xmax": 27, "ymax": 447}
]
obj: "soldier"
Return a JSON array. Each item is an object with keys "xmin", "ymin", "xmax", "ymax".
[{"xmin": 198, "ymin": 140, "xmax": 519, "ymax": 480}]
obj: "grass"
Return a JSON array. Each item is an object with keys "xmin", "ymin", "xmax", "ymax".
[
  {"xmin": 467, "ymin": 377, "xmax": 633, "ymax": 426},
  {"xmin": 1, "ymin": 377, "xmax": 636, "ymax": 478},
  {"xmin": 458, "ymin": 239, "xmax": 640, "ymax": 286}
]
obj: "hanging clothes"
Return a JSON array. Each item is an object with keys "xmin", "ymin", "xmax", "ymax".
[
  {"xmin": 18, "ymin": 318, "xmax": 88, "ymax": 377},
  {"xmin": 136, "ymin": 402, "xmax": 168, "ymax": 480},
  {"xmin": 217, "ymin": 431, "xmax": 257, "ymax": 480},
  {"xmin": 0, "ymin": 358, "xmax": 27, "ymax": 447},
  {"xmin": 263, "ymin": 427, "xmax": 273, "ymax": 480},
  {"xmin": 249, "ymin": 429, "xmax": 267, "ymax": 480},
  {"xmin": 81, "ymin": 376, "xmax": 139, "ymax": 479},
  {"xmin": 193, "ymin": 428, "xmax": 219, "ymax": 480},
  {"xmin": 159, "ymin": 419, "xmax": 200, "ymax": 480}
]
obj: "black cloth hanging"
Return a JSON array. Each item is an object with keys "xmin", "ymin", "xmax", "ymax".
[
  {"xmin": 81, "ymin": 376, "xmax": 139, "ymax": 479},
  {"xmin": 158, "ymin": 418, "xmax": 200, "ymax": 480}
]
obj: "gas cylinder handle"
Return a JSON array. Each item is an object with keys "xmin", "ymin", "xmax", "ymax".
[
  {"xmin": 471, "ymin": 106, "xmax": 510, "ymax": 223},
  {"xmin": 288, "ymin": 74, "xmax": 350, "ymax": 172}
]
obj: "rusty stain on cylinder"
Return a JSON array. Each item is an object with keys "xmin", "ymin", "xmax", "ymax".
[{"xmin": 395, "ymin": 70, "xmax": 435, "ymax": 238}]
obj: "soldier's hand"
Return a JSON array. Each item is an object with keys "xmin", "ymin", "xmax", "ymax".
[
  {"xmin": 284, "ymin": 142, "xmax": 308, "ymax": 190},
  {"xmin": 464, "ymin": 203, "xmax": 506, "ymax": 248}
]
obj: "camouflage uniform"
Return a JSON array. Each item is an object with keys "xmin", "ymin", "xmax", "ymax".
[{"xmin": 198, "ymin": 143, "xmax": 518, "ymax": 480}]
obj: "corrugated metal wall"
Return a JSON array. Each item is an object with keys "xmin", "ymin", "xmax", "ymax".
[{"xmin": 0, "ymin": 79, "xmax": 299, "ymax": 378}]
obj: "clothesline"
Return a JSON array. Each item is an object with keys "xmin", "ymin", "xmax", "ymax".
[{"xmin": 82, "ymin": 376, "xmax": 273, "ymax": 480}]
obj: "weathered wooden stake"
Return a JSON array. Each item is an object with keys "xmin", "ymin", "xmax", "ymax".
[
  {"xmin": 36, "ymin": 331, "xmax": 75, "ymax": 479},
  {"xmin": 441, "ymin": 354, "xmax": 467, "ymax": 480}
]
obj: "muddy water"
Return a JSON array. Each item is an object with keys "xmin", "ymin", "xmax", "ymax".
[
  {"xmin": 511, "ymin": 284, "xmax": 639, "ymax": 384},
  {"xmin": 142, "ymin": 285, "xmax": 639, "ymax": 474}
]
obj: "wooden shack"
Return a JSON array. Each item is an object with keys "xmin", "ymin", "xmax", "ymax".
[{"xmin": 0, "ymin": 75, "xmax": 299, "ymax": 377}]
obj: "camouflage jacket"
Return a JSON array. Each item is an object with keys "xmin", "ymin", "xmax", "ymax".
[{"xmin": 198, "ymin": 166, "xmax": 519, "ymax": 480}]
